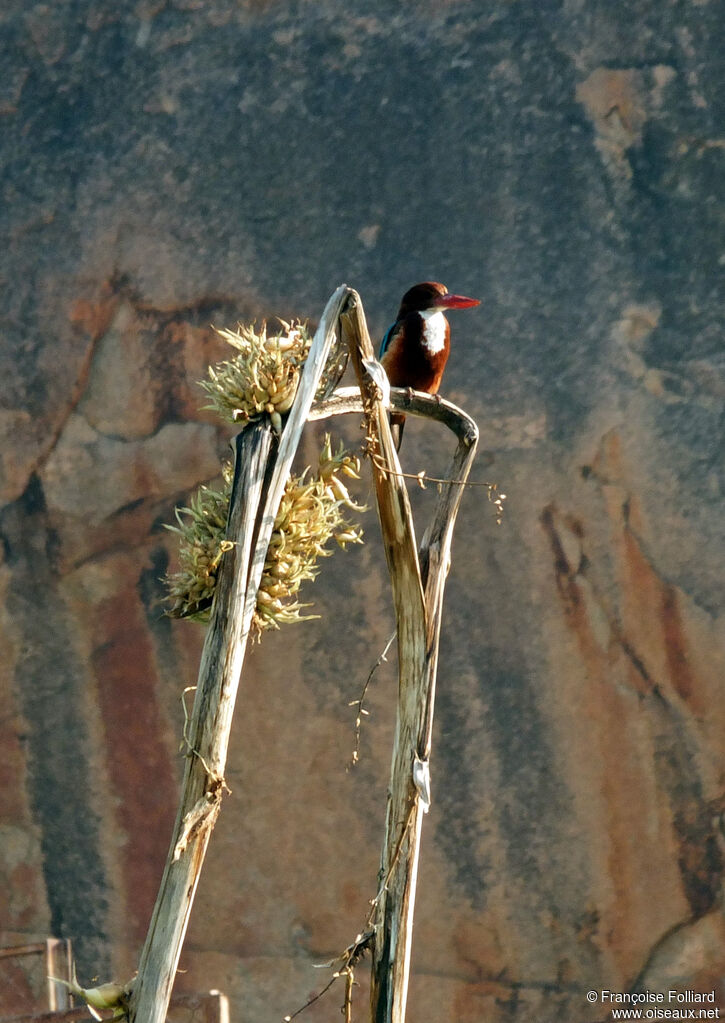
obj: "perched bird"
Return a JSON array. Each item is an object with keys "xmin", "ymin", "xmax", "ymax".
[{"xmin": 379, "ymin": 281, "xmax": 480, "ymax": 449}]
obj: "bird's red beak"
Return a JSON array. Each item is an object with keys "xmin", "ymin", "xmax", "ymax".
[{"xmin": 437, "ymin": 292, "xmax": 480, "ymax": 310}]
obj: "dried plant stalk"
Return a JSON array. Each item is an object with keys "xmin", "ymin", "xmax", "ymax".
[
  {"xmin": 128, "ymin": 285, "xmax": 352, "ymax": 1023},
  {"xmin": 343, "ymin": 292, "xmax": 479, "ymax": 1023}
]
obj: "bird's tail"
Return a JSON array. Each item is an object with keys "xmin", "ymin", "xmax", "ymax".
[{"xmin": 390, "ymin": 412, "xmax": 405, "ymax": 452}]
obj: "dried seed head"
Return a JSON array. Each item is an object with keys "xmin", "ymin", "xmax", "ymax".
[
  {"xmin": 165, "ymin": 435, "xmax": 365, "ymax": 637},
  {"xmin": 201, "ymin": 316, "xmax": 348, "ymax": 428},
  {"xmin": 200, "ymin": 320, "xmax": 313, "ymax": 426}
]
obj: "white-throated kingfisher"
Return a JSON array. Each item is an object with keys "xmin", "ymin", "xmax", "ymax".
[{"xmin": 379, "ymin": 281, "xmax": 480, "ymax": 449}]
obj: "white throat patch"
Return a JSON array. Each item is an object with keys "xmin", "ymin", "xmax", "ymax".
[{"xmin": 419, "ymin": 309, "xmax": 447, "ymax": 354}]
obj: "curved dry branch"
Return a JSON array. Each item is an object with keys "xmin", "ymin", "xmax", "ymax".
[{"xmin": 309, "ymin": 385, "xmax": 478, "ymax": 445}]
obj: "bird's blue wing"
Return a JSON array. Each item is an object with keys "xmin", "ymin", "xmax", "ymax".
[{"xmin": 379, "ymin": 321, "xmax": 399, "ymax": 358}]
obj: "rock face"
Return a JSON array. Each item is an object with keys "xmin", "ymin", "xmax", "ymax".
[{"xmin": 1, "ymin": 2, "xmax": 724, "ymax": 1021}]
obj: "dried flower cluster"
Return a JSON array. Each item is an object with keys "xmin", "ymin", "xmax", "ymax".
[
  {"xmin": 165, "ymin": 464, "xmax": 235, "ymax": 622},
  {"xmin": 165, "ymin": 436, "xmax": 364, "ymax": 636},
  {"xmin": 199, "ymin": 320, "xmax": 311, "ymax": 433},
  {"xmin": 255, "ymin": 435, "xmax": 364, "ymax": 633}
]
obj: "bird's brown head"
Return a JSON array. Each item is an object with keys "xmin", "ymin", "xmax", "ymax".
[{"xmin": 396, "ymin": 281, "xmax": 480, "ymax": 320}]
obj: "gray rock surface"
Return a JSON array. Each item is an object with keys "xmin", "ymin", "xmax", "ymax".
[{"xmin": 1, "ymin": 2, "xmax": 723, "ymax": 1020}]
